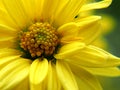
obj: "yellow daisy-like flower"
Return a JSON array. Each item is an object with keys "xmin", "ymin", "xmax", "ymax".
[{"xmin": 0, "ymin": 0, "xmax": 120, "ymax": 90}]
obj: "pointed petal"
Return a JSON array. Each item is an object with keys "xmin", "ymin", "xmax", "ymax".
[
  {"xmin": 2, "ymin": 0, "xmax": 30, "ymax": 28},
  {"xmin": 58, "ymin": 22, "xmax": 81, "ymax": 44},
  {"xmin": 58, "ymin": 16, "xmax": 101, "ymax": 44},
  {"xmin": 83, "ymin": 67, "xmax": 120, "ymax": 77},
  {"xmin": 55, "ymin": 42, "xmax": 85, "ymax": 59},
  {"xmin": 70, "ymin": 64, "xmax": 102, "ymax": 90},
  {"xmin": 80, "ymin": 0, "xmax": 112, "ymax": 12},
  {"xmin": 0, "ymin": 58, "xmax": 31, "ymax": 90},
  {"xmin": 75, "ymin": 76, "xmax": 93, "ymax": 90},
  {"xmin": 67, "ymin": 45, "xmax": 109, "ymax": 66},
  {"xmin": 75, "ymin": 16, "xmax": 101, "ymax": 44},
  {"xmin": 30, "ymin": 58, "xmax": 48, "ymax": 90},
  {"xmin": 56, "ymin": 60, "xmax": 78, "ymax": 90},
  {"xmin": 53, "ymin": 0, "xmax": 85, "ymax": 26},
  {"xmin": 44, "ymin": 61, "xmax": 61, "ymax": 90},
  {"xmin": 85, "ymin": 46, "xmax": 120, "ymax": 67},
  {"xmin": 55, "ymin": 43, "xmax": 120, "ymax": 67}
]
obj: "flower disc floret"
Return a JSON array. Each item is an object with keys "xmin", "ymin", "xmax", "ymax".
[{"xmin": 20, "ymin": 22, "xmax": 59, "ymax": 57}]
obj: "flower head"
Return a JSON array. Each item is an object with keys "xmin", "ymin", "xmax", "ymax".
[{"xmin": 0, "ymin": 0, "xmax": 120, "ymax": 90}]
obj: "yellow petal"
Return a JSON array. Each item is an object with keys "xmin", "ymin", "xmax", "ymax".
[
  {"xmin": 87, "ymin": 45, "xmax": 120, "ymax": 67},
  {"xmin": 78, "ymin": 46, "xmax": 120, "ymax": 67},
  {"xmin": 0, "ymin": 23, "xmax": 16, "ymax": 36},
  {"xmin": 44, "ymin": 61, "xmax": 61, "ymax": 90},
  {"xmin": 0, "ymin": 49, "xmax": 21, "ymax": 68},
  {"xmin": 0, "ymin": 6, "xmax": 17, "ymax": 28},
  {"xmin": 30, "ymin": 58, "xmax": 48, "ymax": 90},
  {"xmin": 58, "ymin": 16, "xmax": 101, "ymax": 44},
  {"xmin": 55, "ymin": 42, "xmax": 120, "ymax": 67},
  {"xmin": 0, "ymin": 48, "xmax": 21, "ymax": 56},
  {"xmin": 0, "ymin": 10, "xmax": 17, "ymax": 45},
  {"xmin": 34, "ymin": 0, "xmax": 44, "ymax": 21},
  {"xmin": 0, "ymin": 24, "xmax": 16, "ymax": 48},
  {"xmin": 75, "ymin": 76, "xmax": 92, "ymax": 90},
  {"xmin": 0, "ymin": 58, "xmax": 31, "ymax": 90},
  {"xmin": 21, "ymin": 0, "xmax": 43, "ymax": 22},
  {"xmin": 83, "ymin": 67, "xmax": 120, "ymax": 77},
  {"xmin": 40, "ymin": 0, "xmax": 59, "ymax": 22},
  {"xmin": 53, "ymin": 0, "xmax": 85, "ymax": 26},
  {"xmin": 2, "ymin": 0, "xmax": 30, "ymax": 28},
  {"xmin": 14, "ymin": 78, "xmax": 29, "ymax": 90},
  {"xmin": 70, "ymin": 64, "xmax": 102, "ymax": 90},
  {"xmin": 0, "ymin": 55, "xmax": 20, "ymax": 69},
  {"xmin": 0, "ymin": 39, "xmax": 14, "ymax": 48},
  {"xmin": 0, "ymin": 1, "xmax": 4, "ymax": 8},
  {"xmin": 55, "ymin": 42, "xmax": 85, "ymax": 59},
  {"xmin": 76, "ymin": 16, "xmax": 101, "ymax": 44},
  {"xmin": 21, "ymin": 0, "xmax": 36, "ymax": 21},
  {"xmin": 58, "ymin": 22, "xmax": 81, "ymax": 44},
  {"xmin": 56, "ymin": 60, "xmax": 78, "ymax": 90},
  {"xmin": 68, "ymin": 45, "xmax": 109, "ymax": 65},
  {"xmin": 0, "ymin": 24, "xmax": 16, "ymax": 47},
  {"xmin": 80, "ymin": 0, "xmax": 112, "ymax": 12}
]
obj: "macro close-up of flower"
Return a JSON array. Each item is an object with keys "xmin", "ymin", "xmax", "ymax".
[{"xmin": 0, "ymin": 0, "xmax": 120, "ymax": 90}]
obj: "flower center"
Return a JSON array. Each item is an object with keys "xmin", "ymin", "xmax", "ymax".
[{"xmin": 20, "ymin": 22, "xmax": 59, "ymax": 58}]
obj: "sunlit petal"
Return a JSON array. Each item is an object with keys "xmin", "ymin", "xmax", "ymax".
[
  {"xmin": 43, "ymin": 61, "xmax": 62, "ymax": 90},
  {"xmin": 70, "ymin": 64, "xmax": 102, "ymax": 90},
  {"xmin": 80, "ymin": 0, "xmax": 112, "ymax": 12},
  {"xmin": 55, "ymin": 42, "xmax": 85, "ymax": 58},
  {"xmin": 58, "ymin": 16, "xmax": 101, "ymax": 44},
  {"xmin": 82, "ymin": 67, "xmax": 120, "ymax": 77},
  {"xmin": 2, "ymin": 0, "xmax": 31, "ymax": 28},
  {"xmin": 56, "ymin": 60, "xmax": 78, "ymax": 90},
  {"xmin": 14, "ymin": 78, "xmax": 29, "ymax": 90},
  {"xmin": 0, "ymin": 58, "xmax": 31, "ymax": 90},
  {"xmin": 53, "ymin": 0, "xmax": 85, "ymax": 26},
  {"xmin": 55, "ymin": 43, "xmax": 120, "ymax": 67},
  {"xmin": 30, "ymin": 58, "xmax": 48, "ymax": 90}
]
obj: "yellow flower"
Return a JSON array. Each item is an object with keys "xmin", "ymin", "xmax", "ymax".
[{"xmin": 0, "ymin": 0, "xmax": 119, "ymax": 90}]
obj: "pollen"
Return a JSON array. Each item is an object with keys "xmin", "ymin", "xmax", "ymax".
[{"xmin": 20, "ymin": 22, "xmax": 59, "ymax": 58}]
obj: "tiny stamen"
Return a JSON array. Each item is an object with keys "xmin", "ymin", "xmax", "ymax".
[{"xmin": 20, "ymin": 22, "xmax": 59, "ymax": 58}]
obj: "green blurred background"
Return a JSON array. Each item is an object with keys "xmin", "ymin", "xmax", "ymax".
[
  {"xmin": 101, "ymin": 0, "xmax": 120, "ymax": 57},
  {"xmin": 96, "ymin": 0, "xmax": 120, "ymax": 90}
]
